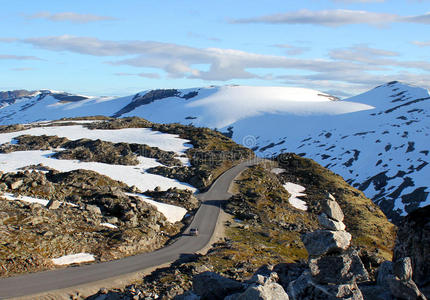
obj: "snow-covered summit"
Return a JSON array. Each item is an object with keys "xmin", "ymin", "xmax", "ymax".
[{"xmin": 347, "ymin": 81, "xmax": 430, "ymax": 109}]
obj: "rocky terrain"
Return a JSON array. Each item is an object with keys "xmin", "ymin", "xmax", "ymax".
[
  {"xmin": 88, "ymin": 202, "xmax": 429, "ymax": 300},
  {"xmin": 0, "ymin": 117, "xmax": 253, "ymax": 277},
  {"xmin": 86, "ymin": 156, "xmax": 398, "ymax": 299},
  {"xmin": 0, "ymin": 168, "xmax": 180, "ymax": 277}
]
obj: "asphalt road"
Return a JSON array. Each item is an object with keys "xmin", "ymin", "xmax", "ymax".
[{"xmin": 0, "ymin": 158, "xmax": 261, "ymax": 298}]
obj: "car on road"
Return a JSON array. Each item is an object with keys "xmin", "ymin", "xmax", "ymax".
[{"xmin": 189, "ymin": 228, "xmax": 199, "ymax": 236}]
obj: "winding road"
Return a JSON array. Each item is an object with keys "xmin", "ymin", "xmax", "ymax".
[{"xmin": 0, "ymin": 158, "xmax": 260, "ymax": 299}]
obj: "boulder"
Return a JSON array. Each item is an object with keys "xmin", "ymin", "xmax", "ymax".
[
  {"xmin": 376, "ymin": 261, "xmax": 393, "ymax": 289},
  {"xmin": 318, "ymin": 213, "xmax": 346, "ymax": 231},
  {"xmin": 358, "ymin": 284, "xmax": 393, "ymax": 300},
  {"xmin": 174, "ymin": 291, "xmax": 201, "ymax": 300},
  {"xmin": 323, "ymin": 283, "xmax": 364, "ymax": 300},
  {"xmin": 393, "ymin": 257, "xmax": 413, "ymax": 281},
  {"xmin": 387, "ymin": 275, "xmax": 427, "ymax": 300},
  {"xmin": 287, "ymin": 271, "xmax": 314, "ymax": 300},
  {"xmin": 309, "ymin": 250, "xmax": 369, "ymax": 284},
  {"xmin": 302, "ymin": 230, "xmax": 351, "ymax": 256},
  {"xmin": 321, "ymin": 198, "xmax": 344, "ymax": 222},
  {"xmin": 234, "ymin": 282, "xmax": 289, "ymax": 300},
  {"xmin": 192, "ymin": 271, "xmax": 244, "ymax": 300},
  {"xmin": 46, "ymin": 199, "xmax": 61, "ymax": 210},
  {"xmin": 86, "ymin": 204, "xmax": 102, "ymax": 215},
  {"xmin": 288, "ymin": 271, "xmax": 364, "ymax": 300},
  {"xmin": 10, "ymin": 179, "xmax": 23, "ymax": 190},
  {"xmin": 273, "ymin": 262, "xmax": 307, "ymax": 290},
  {"xmin": 393, "ymin": 205, "xmax": 430, "ymax": 295},
  {"xmin": 105, "ymin": 216, "xmax": 119, "ymax": 225}
]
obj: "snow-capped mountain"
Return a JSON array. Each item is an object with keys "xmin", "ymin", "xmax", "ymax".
[{"xmin": 1, "ymin": 81, "xmax": 429, "ymax": 222}]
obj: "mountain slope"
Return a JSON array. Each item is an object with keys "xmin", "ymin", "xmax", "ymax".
[{"xmin": 1, "ymin": 82, "xmax": 429, "ymax": 221}]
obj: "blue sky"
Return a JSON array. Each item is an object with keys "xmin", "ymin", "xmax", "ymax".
[{"xmin": 1, "ymin": 0, "xmax": 429, "ymax": 97}]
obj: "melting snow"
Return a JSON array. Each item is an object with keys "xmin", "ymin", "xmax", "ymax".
[
  {"xmin": 51, "ymin": 253, "xmax": 95, "ymax": 265},
  {"xmin": 100, "ymin": 223, "xmax": 118, "ymax": 229},
  {"xmin": 1, "ymin": 192, "xmax": 77, "ymax": 207},
  {"xmin": 284, "ymin": 182, "xmax": 308, "ymax": 211},
  {"xmin": 127, "ymin": 193, "xmax": 187, "ymax": 223}
]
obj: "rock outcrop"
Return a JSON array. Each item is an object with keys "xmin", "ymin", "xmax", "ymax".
[
  {"xmin": 392, "ymin": 204, "xmax": 430, "ymax": 298},
  {"xmin": 288, "ymin": 195, "xmax": 368, "ymax": 299},
  {"xmin": 192, "ymin": 271, "xmax": 244, "ymax": 299}
]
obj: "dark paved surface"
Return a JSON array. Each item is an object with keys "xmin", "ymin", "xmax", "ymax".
[{"xmin": 0, "ymin": 158, "xmax": 261, "ymax": 298}]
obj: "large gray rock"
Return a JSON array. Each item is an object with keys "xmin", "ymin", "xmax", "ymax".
[
  {"xmin": 233, "ymin": 282, "xmax": 289, "ymax": 300},
  {"xmin": 393, "ymin": 205, "xmax": 430, "ymax": 296},
  {"xmin": 174, "ymin": 291, "xmax": 201, "ymax": 300},
  {"xmin": 318, "ymin": 213, "xmax": 346, "ymax": 231},
  {"xmin": 287, "ymin": 271, "xmax": 314, "ymax": 300},
  {"xmin": 287, "ymin": 271, "xmax": 364, "ymax": 300},
  {"xmin": 358, "ymin": 284, "xmax": 393, "ymax": 300},
  {"xmin": 273, "ymin": 262, "xmax": 307, "ymax": 290},
  {"xmin": 324, "ymin": 283, "xmax": 364, "ymax": 300},
  {"xmin": 376, "ymin": 261, "xmax": 393, "ymax": 289},
  {"xmin": 302, "ymin": 230, "xmax": 351, "ymax": 256},
  {"xmin": 321, "ymin": 197, "xmax": 344, "ymax": 222},
  {"xmin": 393, "ymin": 257, "xmax": 413, "ymax": 281},
  {"xmin": 192, "ymin": 271, "xmax": 243, "ymax": 300},
  {"xmin": 387, "ymin": 275, "xmax": 427, "ymax": 300},
  {"xmin": 309, "ymin": 250, "xmax": 369, "ymax": 284}
]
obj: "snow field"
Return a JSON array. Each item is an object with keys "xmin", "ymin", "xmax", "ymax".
[
  {"xmin": 0, "ymin": 125, "xmax": 191, "ymax": 155},
  {"xmin": 0, "ymin": 150, "xmax": 196, "ymax": 192}
]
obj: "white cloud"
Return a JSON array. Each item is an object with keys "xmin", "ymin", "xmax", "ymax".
[
  {"xmin": 402, "ymin": 12, "xmax": 430, "ymax": 24},
  {"xmin": 0, "ymin": 54, "xmax": 41, "ymax": 60},
  {"xmin": 114, "ymin": 72, "xmax": 160, "ymax": 79},
  {"xmin": 231, "ymin": 9, "xmax": 430, "ymax": 27},
  {"xmin": 412, "ymin": 40, "xmax": 430, "ymax": 46},
  {"xmin": 4, "ymin": 35, "xmax": 430, "ymax": 93},
  {"xmin": 230, "ymin": 9, "xmax": 397, "ymax": 27},
  {"xmin": 26, "ymin": 12, "xmax": 116, "ymax": 24},
  {"xmin": 10, "ymin": 67, "xmax": 35, "ymax": 71},
  {"xmin": 329, "ymin": 45, "xmax": 399, "ymax": 63},
  {"xmin": 330, "ymin": 45, "xmax": 430, "ymax": 71}
]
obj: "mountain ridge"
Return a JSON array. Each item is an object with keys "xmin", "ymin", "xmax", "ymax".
[{"xmin": 0, "ymin": 81, "xmax": 429, "ymax": 222}]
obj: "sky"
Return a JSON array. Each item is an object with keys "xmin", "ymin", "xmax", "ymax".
[{"xmin": 1, "ymin": 0, "xmax": 430, "ymax": 97}]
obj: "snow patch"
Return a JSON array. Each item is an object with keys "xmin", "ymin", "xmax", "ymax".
[
  {"xmin": 1, "ymin": 192, "xmax": 78, "ymax": 207},
  {"xmin": 100, "ymin": 223, "xmax": 118, "ymax": 229},
  {"xmin": 127, "ymin": 193, "xmax": 187, "ymax": 223},
  {"xmin": 283, "ymin": 182, "xmax": 307, "ymax": 211},
  {"xmin": 51, "ymin": 253, "xmax": 95, "ymax": 265}
]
